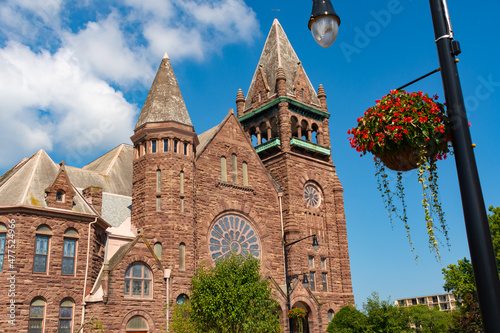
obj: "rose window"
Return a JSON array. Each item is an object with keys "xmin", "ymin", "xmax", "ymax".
[
  {"xmin": 304, "ymin": 184, "xmax": 321, "ymax": 208},
  {"xmin": 209, "ymin": 214, "xmax": 261, "ymax": 260}
]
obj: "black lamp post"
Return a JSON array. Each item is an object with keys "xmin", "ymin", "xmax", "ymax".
[
  {"xmin": 283, "ymin": 234, "xmax": 319, "ymax": 333},
  {"xmin": 307, "ymin": 1, "xmax": 500, "ymax": 331}
]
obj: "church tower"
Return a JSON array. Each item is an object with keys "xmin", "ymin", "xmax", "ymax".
[
  {"xmin": 131, "ymin": 52, "xmax": 198, "ymax": 289},
  {"xmin": 237, "ymin": 19, "xmax": 353, "ymax": 328}
]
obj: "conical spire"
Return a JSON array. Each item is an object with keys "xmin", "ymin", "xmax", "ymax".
[
  {"xmin": 135, "ymin": 53, "xmax": 192, "ymax": 130},
  {"xmin": 245, "ymin": 18, "xmax": 319, "ymax": 109}
]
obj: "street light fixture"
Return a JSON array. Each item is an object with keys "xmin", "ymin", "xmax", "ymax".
[
  {"xmin": 308, "ymin": 1, "xmax": 500, "ymax": 331},
  {"xmin": 283, "ymin": 234, "xmax": 319, "ymax": 332},
  {"xmin": 308, "ymin": 0, "xmax": 340, "ymax": 48}
]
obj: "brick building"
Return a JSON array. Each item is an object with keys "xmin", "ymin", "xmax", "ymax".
[{"xmin": 0, "ymin": 19, "xmax": 353, "ymax": 332}]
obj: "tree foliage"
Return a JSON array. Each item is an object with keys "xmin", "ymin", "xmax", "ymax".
[
  {"xmin": 441, "ymin": 205, "xmax": 500, "ymax": 332},
  {"xmin": 186, "ymin": 254, "xmax": 281, "ymax": 333},
  {"xmin": 326, "ymin": 305, "xmax": 367, "ymax": 333},
  {"xmin": 407, "ymin": 305, "xmax": 454, "ymax": 333},
  {"xmin": 362, "ymin": 292, "xmax": 410, "ymax": 333}
]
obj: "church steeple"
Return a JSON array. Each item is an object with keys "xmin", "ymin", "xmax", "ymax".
[
  {"xmin": 243, "ymin": 18, "xmax": 321, "ymax": 112},
  {"xmin": 135, "ymin": 52, "xmax": 192, "ymax": 130}
]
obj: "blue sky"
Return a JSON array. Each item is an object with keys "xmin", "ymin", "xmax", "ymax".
[{"xmin": 1, "ymin": 0, "xmax": 499, "ymax": 308}]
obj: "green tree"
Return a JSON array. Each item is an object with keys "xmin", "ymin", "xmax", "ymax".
[
  {"xmin": 167, "ymin": 302, "xmax": 198, "ymax": 333},
  {"xmin": 362, "ymin": 292, "xmax": 410, "ymax": 333},
  {"xmin": 326, "ymin": 305, "xmax": 368, "ymax": 333},
  {"xmin": 407, "ymin": 304, "xmax": 454, "ymax": 333},
  {"xmin": 441, "ymin": 205, "xmax": 500, "ymax": 332},
  {"xmin": 188, "ymin": 254, "xmax": 281, "ymax": 333}
]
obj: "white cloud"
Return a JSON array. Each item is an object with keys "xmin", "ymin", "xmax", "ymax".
[
  {"xmin": 62, "ymin": 13, "xmax": 153, "ymax": 85},
  {"xmin": 0, "ymin": 42, "xmax": 137, "ymax": 169}
]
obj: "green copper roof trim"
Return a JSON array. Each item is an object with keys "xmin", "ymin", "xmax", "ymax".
[
  {"xmin": 290, "ymin": 138, "xmax": 331, "ymax": 156},
  {"xmin": 255, "ymin": 138, "xmax": 281, "ymax": 153},
  {"xmin": 238, "ymin": 96, "xmax": 330, "ymax": 127}
]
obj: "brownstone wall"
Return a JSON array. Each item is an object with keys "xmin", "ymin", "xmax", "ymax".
[{"xmin": 0, "ymin": 211, "xmax": 105, "ymax": 333}]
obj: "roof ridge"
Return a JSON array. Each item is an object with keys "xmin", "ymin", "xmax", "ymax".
[
  {"xmin": 20, "ymin": 150, "xmax": 45, "ymax": 204},
  {"xmin": 103, "ymin": 143, "xmax": 125, "ymax": 175}
]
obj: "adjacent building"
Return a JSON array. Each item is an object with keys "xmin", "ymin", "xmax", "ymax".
[
  {"xmin": 0, "ymin": 19, "xmax": 353, "ymax": 332},
  {"xmin": 395, "ymin": 293, "xmax": 457, "ymax": 312}
]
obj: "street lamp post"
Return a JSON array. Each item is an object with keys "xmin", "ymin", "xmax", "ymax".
[
  {"xmin": 307, "ymin": 0, "xmax": 500, "ymax": 331},
  {"xmin": 283, "ymin": 234, "xmax": 319, "ymax": 333}
]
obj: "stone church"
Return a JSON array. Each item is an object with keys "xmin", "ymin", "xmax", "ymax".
[{"xmin": 0, "ymin": 19, "xmax": 353, "ymax": 332}]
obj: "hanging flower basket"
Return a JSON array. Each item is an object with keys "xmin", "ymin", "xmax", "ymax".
[
  {"xmin": 288, "ymin": 308, "xmax": 307, "ymax": 333},
  {"xmin": 347, "ymin": 90, "xmax": 453, "ymax": 258}
]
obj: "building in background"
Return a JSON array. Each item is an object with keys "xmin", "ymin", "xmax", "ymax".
[
  {"xmin": 395, "ymin": 293, "xmax": 457, "ymax": 312},
  {"xmin": 0, "ymin": 19, "xmax": 353, "ymax": 332}
]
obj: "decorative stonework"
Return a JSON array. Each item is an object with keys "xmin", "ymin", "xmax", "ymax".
[
  {"xmin": 208, "ymin": 214, "xmax": 261, "ymax": 260},
  {"xmin": 304, "ymin": 184, "xmax": 321, "ymax": 208}
]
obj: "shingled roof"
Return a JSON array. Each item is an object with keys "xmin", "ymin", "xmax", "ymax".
[
  {"xmin": 245, "ymin": 18, "xmax": 320, "ymax": 109},
  {"xmin": 135, "ymin": 52, "xmax": 192, "ymax": 129}
]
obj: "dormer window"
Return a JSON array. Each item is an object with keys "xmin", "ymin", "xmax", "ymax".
[{"xmin": 56, "ymin": 191, "xmax": 65, "ymax": 202}]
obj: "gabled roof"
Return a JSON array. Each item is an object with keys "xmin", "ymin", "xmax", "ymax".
[
  {"xmin": 195, "ymin": 110, "xmax": 281, "ymax": 193},
  {"xmin": 135, "ymin": 52, "xmax": 192, "ymax": 129},
  {"xmin": 245, "ymin": 18, "xmax": 319, "ymax": 109},
  {"xmin": 0, "ymin": 150, "xmax": 95, "ymax": 214},
  {"xmin": 67, "ymin": 144, "xmax": 133, "ymax": 196}
]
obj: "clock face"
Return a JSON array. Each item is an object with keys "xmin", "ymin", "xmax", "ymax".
[
  {"xmin": 208, "ymin": 214, "xmax": 261, "ymax": 261},
  {"xmin": 304, "ymin": 184, "xmax": 321, "ymax": 208}
]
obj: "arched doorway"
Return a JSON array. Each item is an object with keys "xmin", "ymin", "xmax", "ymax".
[{"xmin": 290, "ymin": 302, "xmax": 310, "ymax": 333}]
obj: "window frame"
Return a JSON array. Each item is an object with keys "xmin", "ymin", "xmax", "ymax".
[
  {"xmin": 179, "ymin": 243, "xmax": 186, "ymax": 270},
  {"xmin": 322, "ymin": 272, "xmax": 327, "ymax": 291},
  {"xmin": 309, "ymin": 272, "xmax": 315, "ymax": 291},
  {"xmin": 33, "ymin": 225, "xmax": 52, "ymax": 274},
  {"xmin": 124, "ymin": 262, "xmax": 153, "ymax": 299},
  {"xmin": 28, "ymin": 298, "xmax": 46, "ymax": 333},
  {"xmin": 58, "ymin": 299, "xmax": 74, "ymax": 333},
  {"xmin": 152, "ymin": 140, "xmax": 157, "ymax": 153},
  {"xmin": 62, "ymin": 229, "xmax": 78, "ymax": 275}
]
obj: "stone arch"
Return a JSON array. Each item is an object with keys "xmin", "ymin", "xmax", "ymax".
[
  {"xmin": 311, "ymin": 123, "xmax": 320, "ymax": 144},
  {"xmin": 300, "ymin": 119, "xmax": 310, "ymax": 141},
  {"xmin": 258, "ymin": 122, "xmax": 268, "ymax": 143},
  {"xmin": 291, "ymin": 116, "xmax": 299, "ymax": 138},
  {"xmin": 248, "ymin": 126, "xmax": 258, "ymax": 146},
  {"xmin": 290, "ymin": 298, "xmax": 318, "ymax": 333},
  {"xmin": 24, "ymin": 289, "xmax": 52, "ymax": 306},
  {"xmin": 121, "ymin": 255, "xmax": 162, "ymax": 278},
  {"xmin": 120, "ymin": 309, "xmax": 156, "ymax": 333}
]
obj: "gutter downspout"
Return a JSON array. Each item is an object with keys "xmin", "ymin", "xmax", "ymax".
[
  {"xmin": 279, "ymin": 192, "xmax": 286, "ymax": 283},
  {"xmin": 164, "ymin": 269, "xmax": 172, "ymax": 331},
  {"xmin": 81, "ymin": 218, "xmax": 98, "ymax": 327}
]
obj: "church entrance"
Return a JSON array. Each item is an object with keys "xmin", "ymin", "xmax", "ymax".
[{"xmin": 290, "ymin": 302, "xmax": 311, "ymax": 333}]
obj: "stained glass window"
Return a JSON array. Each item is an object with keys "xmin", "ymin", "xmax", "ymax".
[
  {"xmin": 124, "ymin": 263, "xmax": 152, "ymax": 298},
  {"xmin": 304, "ymin": 184, "xmax": 321, "ymax": 208},
  {"xmin": 208, "ymin": 214, "xmax": 261, "ymax": 261},
  {"xmin": 0, "ymin": 233, "xmax": 5, "ymax": 272},
  {"xmin": 34, "ymin": 235, "xmax": 49, "ymax": 273},
  {"xmin": 59, "ymin": 299, "xmax": 74, "ymax": 333},
  {"xmin": 176, "ymin": 294, "xmax": 189, "ymax": 304},
  {"xmin": 28, "ymin": 298, "xmax": 45, "ymax": 333},
  {"xmin": 62, "ymin": 238, "xmax": 76, "ymax": 275},
  {"xmin": 126, "ymin": 316, "xmax": 148, "ymax": 330}
]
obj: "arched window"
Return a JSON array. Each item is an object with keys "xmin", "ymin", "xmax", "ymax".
[
  {"xmin": 56, "ymin": 190, "xmax": 65, "ymax": 202},
  {"xmin": 242, "ymin": 162, "xmax": 248, "ymax": 186},
  {"xmin": 124, "ymin": 263, "xmax": 152, "ymax": 298},
  {"xmin": 176, "ymin": 294, "xmax": 189, "ymax": 304},
  {"xmin": 34, "ymin": 225, "xmax": 52, "ymax": 273},
  {"xmin": 62, "ymin": 228, "xmax": 78, "ymax": 275},
  {"xmin": 126, "ymin": 316, "xmax": 149, "ymax": 332},
  {"xmin": 0, "ymin": 223, "xmax": 6, "ymax": 272},
  {"xmin": 221, "ymin": 157, "xmax": 227, "ymax": 182},
  {"xmin": 28, "ymin": 298, "xmax": 46, "ymax": 333},
  {"xmin": 179, "ymin": 243, "xmax": 186, "ymax": 270},
  {"xmin": 231, "ymin": 154, "xmax": 238, "ymax": 184},
  {"xmin": 328, "ymin": 309, "xmax": 335, "ymax": 322},
  {"xmin": 154, "ymin": 242, "xmax": 162, "ymax": 259},
  {"xmin": 59, "ymin": 299, "xmax": 74, "ymax": 333}
]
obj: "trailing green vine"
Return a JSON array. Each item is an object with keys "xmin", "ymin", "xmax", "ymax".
[{"xmin": 349, "ymin": 90, "xmax": 453, "ymax": 259}]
